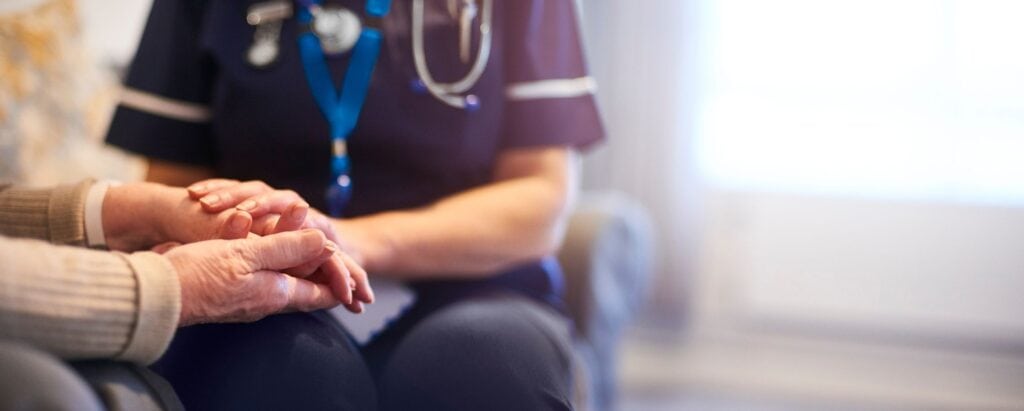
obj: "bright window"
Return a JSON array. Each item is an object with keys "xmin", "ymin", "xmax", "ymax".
[{"xmin": 695, "ymin": 0, "xmax": 1024, "ymax": 205}]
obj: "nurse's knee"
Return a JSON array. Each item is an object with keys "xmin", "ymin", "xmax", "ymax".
[
  {"xmin": 155, "ymin": 312, "xmax": 376, "ymax": 411},
  {"xmin": 381, "ymin": 297, "xmax": 574, "ymax": 411},
  {"xmin": 0, "ymin": 341, "xmax": 103, "ymax": 411}
]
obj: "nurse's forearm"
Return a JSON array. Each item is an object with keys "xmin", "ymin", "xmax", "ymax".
[
  {"xmin": 146, "ymin": 159, "xmax": 217, "ymax": 187},
  {"xmin": 339, "ymin": 147, "xmax": 578, "ymax": 279}
]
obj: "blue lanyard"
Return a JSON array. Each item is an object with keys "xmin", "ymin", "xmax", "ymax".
[{"xmin": 297, "ymin": 0, "xmax": 392, "ymax": 217}]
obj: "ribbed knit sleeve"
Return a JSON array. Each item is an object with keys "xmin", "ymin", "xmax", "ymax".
[
  {"xmin": 121, "ymin": 251, "xmax": 181, "ymax": 363},
  {"xmin": 0, "ymin": 237, "xmax": 180, "ymax": 364},
  {"xmin": 0, "ymin": 180, "xmax": 93, "ymax": 245},
  {"xmin": 0, "ymin": 181, "xmax": 181, "ymax": 363}
]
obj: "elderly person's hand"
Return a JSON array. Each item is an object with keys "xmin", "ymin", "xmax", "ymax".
[
  {"xmin": 184, "ymin": 179, "xmax": 374, "ymax": 310},
  {"xmin": 101, "ymin": 181, "xmax": 373, "ymax": 313},
  {"xmin": 165, "ymin": 230, "xmax": 359, "ymax": 325}
]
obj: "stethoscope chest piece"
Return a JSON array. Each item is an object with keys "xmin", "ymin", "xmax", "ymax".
[{"xmin": 311, "ymin": 6, "xmax": 362, "ymax": 55}]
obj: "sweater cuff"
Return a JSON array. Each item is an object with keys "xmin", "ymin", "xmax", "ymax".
[
  {"xmin": 119, "ymin": 252, "xmax": 181, "ymax": 364},
  {"xmin": 47, "ymin": 179, "xmax": 95, "ymax": 245},
  {"xmin": 0, "ymin": 179, "xmax": 92, "ymax": 243}
]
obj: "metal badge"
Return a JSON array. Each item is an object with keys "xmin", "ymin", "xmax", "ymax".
[
  {"xmin": 246, "ymin": 1, "xmax": 294, "ymax": 68},
  {"xmin": 311, "ymin": 6, "xmax": 362, "ymax": 55}
]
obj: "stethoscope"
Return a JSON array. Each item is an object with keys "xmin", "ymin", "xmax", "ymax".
[
  {"xmin": 244, "ymin": 0, "xmax": 492, "ymax": 215},
  {"xmin": 410, "ymin": 0, "xmax": 492, "ymax": 111},
  {"xmin": 245, "ymin": 0, "xmax": 492, "ymax": 109}
]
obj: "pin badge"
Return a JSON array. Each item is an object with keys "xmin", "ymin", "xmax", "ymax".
[
  {"xmin": 310, "ymin": 6, "xmax": 362, "ymax": 56},
  {"xmin": 246, "ymin": 1, "xmax": 294, "ymax": 68}
]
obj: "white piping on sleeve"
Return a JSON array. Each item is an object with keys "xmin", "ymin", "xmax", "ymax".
[
  {"xmin": 119, "ymin": 87, "xmax": 212, "ymax": 123},
  {"xmin": 505, "ymin": 76, "xmax": 597, "ymax": 101}
]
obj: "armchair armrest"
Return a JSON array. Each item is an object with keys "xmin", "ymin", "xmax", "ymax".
[{"xmin": 558, "ymin": 191, "xmax": 653, "ymax": 410}]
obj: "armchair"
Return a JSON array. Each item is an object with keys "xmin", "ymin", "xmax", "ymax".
[{"xmin": 559, "ymin": 191, "xmax": 653, "ymax": 411}]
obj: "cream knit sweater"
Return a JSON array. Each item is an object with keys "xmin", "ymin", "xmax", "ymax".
[{"xmin": 0, "ymin": 180, "xmax": 180, "ymax": 364}]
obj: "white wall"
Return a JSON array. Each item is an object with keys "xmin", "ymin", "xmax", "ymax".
[
  {"xmin": 78, "ymin": 0, "xmax": 152, "ymax": 66},
  {"xmin": 579, "ymin": 0, "xmax": 703, "ymax": 324},
  {"xmin": 697, "ymin": 190, "xmax": 1024, "ymax": 349},
  {"xmin": 580, "ymin": 1, "xmax": 1024, "ymax": 407}
]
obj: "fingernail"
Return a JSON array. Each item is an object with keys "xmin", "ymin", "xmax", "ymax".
[
  {"xmin": 291, "ymin": 203, "xmax": 308, "ymax": 221},
  {"xmin": 200, "ymin": 194, "xmax": 220, "ymax": 207},
  {"xmin": 187, "ymin": 183, "xmax": 205, "ymax": 193},
  {"xmin": 237, "ymin": 200, "xmax": 257, "ymax": 211},
  {"xmin": 230, "ymin": 213, "xmax": 249, "ymax": 232},
  {"xmin": 325, "ymin": 242, "xmax": 338, "ymax": 253},
  {"xmin": 349, "ymin": 278, "xmax": 357, "ymax": 290}
]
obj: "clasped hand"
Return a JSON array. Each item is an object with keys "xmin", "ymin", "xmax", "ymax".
[{"xmin": 101, "ymin": 182, "xmax": 373, "ymax": 326}]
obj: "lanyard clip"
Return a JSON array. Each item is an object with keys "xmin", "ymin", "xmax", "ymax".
[{"xmin": 246, "ymin": 1, "xmax": 294, "ymax": 68}]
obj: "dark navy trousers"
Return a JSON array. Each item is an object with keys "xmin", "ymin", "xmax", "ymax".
[{"xmin": 153, "ymin": 292, "xmax": 575, "ymax": 411}]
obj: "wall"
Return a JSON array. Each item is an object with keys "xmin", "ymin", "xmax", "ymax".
[{"xmin": 578, "ymin": 0, "xmax": 702, "ymax": 325}]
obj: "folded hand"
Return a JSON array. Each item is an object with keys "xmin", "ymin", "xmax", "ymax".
[{"xmin": 185, "ymin": 179, "xmax": 374, "ymax": 313}]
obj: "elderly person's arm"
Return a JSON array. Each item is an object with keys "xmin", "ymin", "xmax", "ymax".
[
  {"xmin": 0, "ymin": 182, "xmax": 369, "ymax": 363},
  {"xmin": 0, "ymin": 180, "xmax": 371, "ymax": 309},
  {"xmin": 0, "ymin": 179, "xmax": 248, "ymax": 249},
  {"xmin": 0, "ymin": 231, "xmax": 342, "ymax": 364},
  {"xmin": 0, "ymin": 236, "xmax": 179, "ymax": 364}
]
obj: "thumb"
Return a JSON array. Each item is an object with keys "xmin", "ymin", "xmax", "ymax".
[
  {"xmin": 239, "ymin": 229, "xmax": 327, "ymax": 271},
  {"xmin": 151, "ymin": 241, "xmax": 182, "ymax": 254}
]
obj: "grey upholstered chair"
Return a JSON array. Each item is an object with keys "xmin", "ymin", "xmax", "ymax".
[{"xmin": 559, "ymin": 191, "xmax": 653, "ymax": 411}]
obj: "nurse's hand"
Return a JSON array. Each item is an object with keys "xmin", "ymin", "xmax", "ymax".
[{"xmin": 186, "ymin": 179, "xmax": 374, "ymax": 311}]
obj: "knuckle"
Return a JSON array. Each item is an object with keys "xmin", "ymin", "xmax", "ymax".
[
  {"xmin": 243, "ymin": 276, "xmax": 288, "ymax": 319},
  {"xmin": 228, "ymin": 241, "xmax": 259, "ymax": 270},
  {"xmin": 266, "ymin": 284, "xmax": 290, "ymax": 312},
  {"xmin": 267, "ymin": 293, "xmax": 289, "ymax": 313}
]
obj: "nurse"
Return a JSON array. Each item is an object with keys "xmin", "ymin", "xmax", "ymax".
[{"xmin": 106, "ymin": 0, "xmax": 604, "ymax": 410}]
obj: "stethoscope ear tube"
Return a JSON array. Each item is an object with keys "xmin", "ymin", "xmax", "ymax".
[{"xmin": 411, "ymin": 0, "xmax": 492, "ymax": 110}]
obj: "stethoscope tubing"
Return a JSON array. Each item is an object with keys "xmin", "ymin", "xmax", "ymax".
[{"xmin": 411, "ymin": 0, "xmax": 492, "ymax": 109}]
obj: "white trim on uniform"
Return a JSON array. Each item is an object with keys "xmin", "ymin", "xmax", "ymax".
[
  {"xmin": 119, "ymin": 87, "xmax": 212, "ymax": 123},
  {"xmin": 505, "ymin": 76, "xmax": 597, "ymax": 101}
]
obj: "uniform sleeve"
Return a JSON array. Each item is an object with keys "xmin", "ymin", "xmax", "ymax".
[
  {"xmin": 105, "ymin": 0, "xmax": 217, "ymax": 167},
  {"xmin": 501, "ymin": 0, "xmax": 605, "ymax": 150}
]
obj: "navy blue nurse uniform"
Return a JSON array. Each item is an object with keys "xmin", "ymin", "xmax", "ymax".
[{"xmin": 107, "ymin": 0, "xmax": 604, "ymax": 410}]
